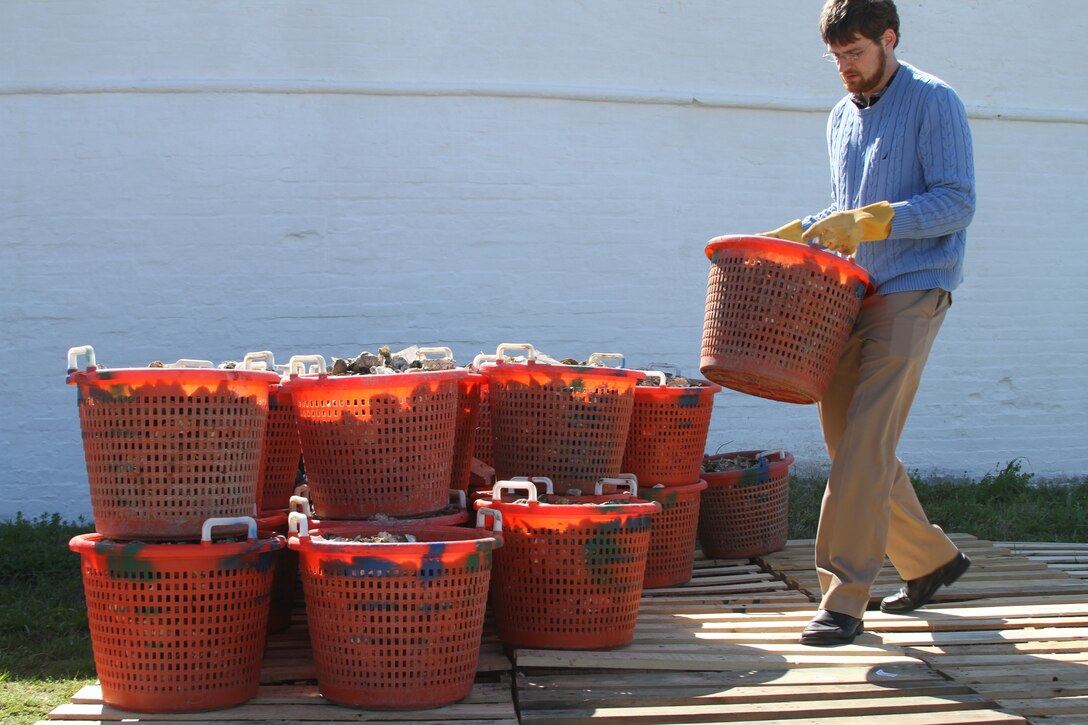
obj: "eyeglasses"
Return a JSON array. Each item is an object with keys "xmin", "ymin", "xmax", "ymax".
[{"xmin": 822, "ymin": 41, "xmax": 875, "ymax": 64}]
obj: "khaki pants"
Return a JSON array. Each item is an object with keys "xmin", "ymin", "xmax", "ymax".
[{"xmin": 815, "ymin": 288, "xmax": 960, "ymax": 618}]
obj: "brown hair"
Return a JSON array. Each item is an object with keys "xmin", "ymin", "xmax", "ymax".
[{"xmin": 820, "ymin": 0, "xmax": 900, "ymax": 48}]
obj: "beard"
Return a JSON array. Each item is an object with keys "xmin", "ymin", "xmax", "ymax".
[{"xmin": 841, "ymin": 44, "xmax": 888, "ymax": 96}]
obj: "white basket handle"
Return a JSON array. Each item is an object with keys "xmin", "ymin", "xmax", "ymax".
[
  {"xmin": 758, "ymin": 449, "xmax": 787, "ymax": 462},
  {"xmin": 289, "ymin": 495, "xmax": 312, "ymax": 517},
  {"xmin": 496, "ymin": 343, "xmax": 537, "ymax": 362},
  {"xmin": 595, "ymin": 476, "xmax": 638, "ymax": 497},
  {"xmin": 167, "ymin": 359, "xmax": 215, "ymax": 369},
  {"xmin": 492, "ymin": 479, "xmax": 540, "ymax": 502},
  {"xmin": 508, "ymin": 476, "xmax": 555, "ymax": 495},
  {"xmin": 287, "ymin": 511, "xmax": 310, "ymax": 537},
  {"xmin": 417, "ymin": 346, "xmax": 454, "ymax": 362},
  {"xmin": 202, "ymin": 516, "xmax": 257, "ymax": 542},
  {"xmin": 642, "ymin": 371, "xmax": 667, "ymax": 387},
  {"xmin": 587, "ymin": 352, "xmax": 625, "ymax": 368},
  {"xmin": 287, "ymin": 354, "xmax": 327, "ymax": 376},
  {"xmin": 67, "ymin": 345, "xmax": 97, "ymax": 373},
  {"xmin": 241, "ymin": 350, "xmax": 275, "ymax": 371},
  {"xmin": 476, "ymin": 507, "xmax": 503, "ymax": 532},
  {"xmin": 450, "ymin": 489, "xmax": 467, "ymax": 510},
  {"xmin": 646, "ymin": 361, "xmax": 681, "ymax": 378},
  {"xmin": 471, "ymin": 353, "xmax": 500, "ymax": 369}
]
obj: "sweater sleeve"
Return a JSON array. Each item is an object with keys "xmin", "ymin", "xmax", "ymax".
[{"xmin": 887, "ymin": 84, "xmax": 976, "ymax": 239}]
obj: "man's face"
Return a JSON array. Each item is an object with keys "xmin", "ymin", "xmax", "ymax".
[{"xmin": 826, "ymin": 32, "xmax": 888, "ymax": 96}]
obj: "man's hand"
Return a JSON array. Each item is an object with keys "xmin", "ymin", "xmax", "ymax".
[
  {"xmin": 758, "ymin": 219, "xmax": 805, "ymax": 243},
  {"xmin": 802, "ymin": 201, "xmax": 894, "ymax": 255}
]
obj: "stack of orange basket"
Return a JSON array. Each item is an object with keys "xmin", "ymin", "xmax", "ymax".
[
  {"xmin": 621, "ymin": 367, "xmax": 720, "ymax": 587},
  {"xmin": 65, "ymin": 345, "xmax": 284, "ymax": 714},
  {"xmin": 281, "ymin": 351, "xmax": 498, "ymax": 710}
]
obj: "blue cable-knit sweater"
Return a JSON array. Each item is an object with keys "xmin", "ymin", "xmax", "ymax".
[{"xmin": 803, "ymin": 61, "xmax": 976, "ymax": 293}]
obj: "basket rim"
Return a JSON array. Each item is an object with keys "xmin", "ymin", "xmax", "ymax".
[
  {"xmin": 480, "ymin": 358, "xmax": 646, "ymax": 383},
  {"xmin": 701, "ymin": 450, "xmax": 794, "ymax": 484},
  {"xmin": 704, "ymin": 234, "xmax": 873, "ymax": 292},
  {"xmin": 67, "ymin": 367, "xmax": 281, "ymax": 387},
  {"xmin": 287, "ymin": 523, "xmax": 499, "ymax": 553},
  {"xmin": 69, "ymin": 531, "xmax": 285, "ymax": 556},
  {"xmin": 282, "ymin": 367, "xmax": 468, "ymax": 390},
  {"xmin": 638, "ymin": 479, "xmax": 709, "ymax": 497}
]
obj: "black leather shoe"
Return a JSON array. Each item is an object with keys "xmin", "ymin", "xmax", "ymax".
[
  {"xmin": 799, "ymin": 609, "xmax": 864, "ymax": 646},
  {"xmin": 880, "ymin": 552, "xmax": 971, "ymax": 614}
]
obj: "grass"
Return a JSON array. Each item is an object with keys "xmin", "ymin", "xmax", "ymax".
[
  {"xmin": 4, "ymin": 460, "xmax": 1086, "ymax": 724},
  {"xmin": 0, "ymin": 513, "xmax": 95, "ymax": 725},
  {"xmin": 789, "ymin": 460, "xmax": 1088, "ymax": 542}
]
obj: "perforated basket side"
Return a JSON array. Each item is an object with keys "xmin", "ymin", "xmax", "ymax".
[
  {"xmin": 71, "ymin": 535, "xmax": 280, "ymax": 713},
  {"xmin": 75, "ymin": 379, "xmax": 269, "ymax": 539},
  {"xmin": 290, "ymin": 527, "xmax": 496, "ymax": 710},
  {"xmin": 288, "ymin": 373, "xmax": 462, "ymax": 518},
  {"xmin": 258, "ymin": 386, "xmax": 303, "ymax": 512},
  {"xmin": 697, "ymin": 470, "xmax": 790, "ymax": 559},
  {"xmin": 484, "ymin": 503, "xmax": 654, "ymax": 649},
  {"xmin": 623, "ymin": 385, "xmax": 717, "ymax": 486},
  {"xmin": 484, "ymin": 363, "xmax": 642, "ymax": 494},
  {"xmin": 700, "ymin": 236, "xmax": 868, "ymax": 404},
  {"xmin": 639, "ymin": 481, "xmax": 707, "ymax": 588}
]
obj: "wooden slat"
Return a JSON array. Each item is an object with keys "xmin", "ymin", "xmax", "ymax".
[{"xmin": 46, "ymin": 534, "xmax": 1088, "ymax": 725}]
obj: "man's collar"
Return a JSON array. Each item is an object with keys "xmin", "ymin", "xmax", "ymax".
[{"xmin": 852, "ymin": 65, "xmax": 900, "ymax": 109}]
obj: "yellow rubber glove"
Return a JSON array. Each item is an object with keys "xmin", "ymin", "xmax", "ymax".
[
  {"xmin": 757, "ymin": 219, "xmax": 805, "ymax": 243},
  {"xmin": 801, "ymin": 201, "xmax": 895, "ymax": 255}
]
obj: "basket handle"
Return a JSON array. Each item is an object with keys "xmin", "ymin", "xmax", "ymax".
[
  {"xmin": 595, "ymin": 476, "xmax": 639, "ymax": 497},
  {"xmin": 476, "ymin": 507, "xmax": 503, "ymax": 532},
  {"xmin": 758, "ymin": 449, "xmax": 787, "ymax": 463},
  {"xmin": 471, "ymin": 353, "xmax": 499, "ymax": 369},
  {"xmin": 450, "ymin": 489, "xmax": 467, "ymax": 511},
  {"xmin": 492, "ymin": 479, "xmax": 540, "ymax": 502},
  {"xmin": 646, "ymin": 361, "xmax": 681, "ymax": 378},
  {"xmin": 641, "ymin": 371, "xmax": 668, "ymax": 387},
  {"xmin": 66, "ymin": 345, "xmax": 97, "ymax": 373},
  {"xmin": 587, "ymin": 352, "xmax": 625, "ymax": 368},
  {"xmin": 287, "ymin": 354, "xmax": 327, "ymax": 376},
  {"xmin": 240, "ymin": 350, "xmax": 276, "ymax": 371},
  {"xmin": 496, "ymin": 343, "xmax": 537, "ymax": 362},
  {"xmin": 508, "ymin": 476, "xmax": 555, "ymax": 495},
  {"xmin": 202, "ymin": 516, "xmax": 257, "ymax": 542},
  {"xmin": 287, "ymin": 511, "xmax": 310, "ymax": 537},
  {"xmin": 167, "ymin": 359, "xmax": 215, "ymax": 369},
  {"xmin": 289, "ymin": 495, "xmax": 312, "ymax": 517},
  {"xmin": 417, "ymin": 346, "xmax": 454, "ymax": 362}
]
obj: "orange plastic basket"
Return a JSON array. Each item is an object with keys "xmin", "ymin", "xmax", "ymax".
[
  {"xmin": 473, "ymin": 381, "xmax": 494, "ymax": 467},
  {"xmin": 69, "ymin": 517, "xmax": 283, "ymax": 713},
  {"xmin": 476, "ymin": 480, "xmax": 659, "ymax": 650},
  {"xmin": 622, "ymin": 373, "xmax": 721, "ymax": 486},
  {"xmin": 287, "ymin": 515, "xmax": 500, "ymax": 710},
  {"xmin": 452, "ymin": 372, "xmax": 485, "ymax": 492},
  {"xmin": 637, "ymin": 479, "xmax": 708, "ymax": 588},
  {"xmin": 481, "ymin": 357, "xmax": 644, "ymax": 494},
  {"xmin": 282, "ymin": 363, "xmax": 465, "ymax": 518},
  {"xmin": 697, "ymin": 450, "xmax": 793, "ymax": 559},
  {"xmin": 257, "ymin": 382, "xmax": 303, "ymax": 512},
  {"xmin": 66, "ymin": 346, "xmax": 280, "ymax": 540},
  {"xmin": 700, "ymin": 236, "xmax": 872, "ymax": 404}
]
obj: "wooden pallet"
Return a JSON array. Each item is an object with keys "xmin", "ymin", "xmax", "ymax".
[{"xmin": 41, "ymin": 537, "xmax": 1088, "ymax": 724}]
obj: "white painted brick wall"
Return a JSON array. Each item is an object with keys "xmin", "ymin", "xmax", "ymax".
[{"xmin": 2, "ymin": 1, "xmax": 1085, "ymax": 519}]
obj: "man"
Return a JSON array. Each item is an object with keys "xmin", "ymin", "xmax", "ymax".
[{"xmin": 761, "ymin": 0, "xmax": 976, "ymax": 645}]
